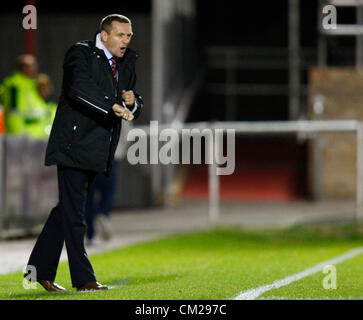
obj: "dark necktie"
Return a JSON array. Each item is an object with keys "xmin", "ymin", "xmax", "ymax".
[{"xmin": 111, "ymin": 57, "xmax": 118, "ymax": 86}]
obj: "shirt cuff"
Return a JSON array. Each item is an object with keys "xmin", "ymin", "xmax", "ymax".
[{"xmin": 122, "ymin": 100, "xmax": 138, "ymax": 114}]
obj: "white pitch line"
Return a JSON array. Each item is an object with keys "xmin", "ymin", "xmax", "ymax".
[{"xmin": 234, "ymin": 247, "xmax": 363, "ymax": 300}]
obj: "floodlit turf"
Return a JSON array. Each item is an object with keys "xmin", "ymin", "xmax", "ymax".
[
  {"xmin": 259, "ymin": 254, "xmax": 363, "ymax": 300},
  {"xmin": 0, "ymin": 223, "xmax": 362, "ymax": 300}
]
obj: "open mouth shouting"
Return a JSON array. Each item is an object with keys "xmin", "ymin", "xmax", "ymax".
[{"xmin": 120, "ymin": 47, "xmax": 127, "ymax": 55}]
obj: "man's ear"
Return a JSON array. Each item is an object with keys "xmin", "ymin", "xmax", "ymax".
[{"xmin": 100, "ymin": 30, "xmax": 108, "ymax": 43}]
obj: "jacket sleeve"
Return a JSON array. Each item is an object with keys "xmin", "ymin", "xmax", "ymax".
[
  {"xmin": 124, "ymin": 66, "xmax": 143, "ymax": 120},
  {"xmin": 62, "ymin": 44, "xmax": 116, "ymax": 117}
]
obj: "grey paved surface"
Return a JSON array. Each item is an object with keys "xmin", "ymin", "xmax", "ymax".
[{"xmin": 0, "ymin": 199, "xmax": 356, "ymax": 275}]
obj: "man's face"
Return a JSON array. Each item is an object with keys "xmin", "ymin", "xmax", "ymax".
[{"xmin": 101, "ymin": 21, "xmax": 133, "ymax": 58}]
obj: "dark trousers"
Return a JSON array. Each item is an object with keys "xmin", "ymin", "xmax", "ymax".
[
  {"xmin": 85, "ymin": 162, "xmax": 118, "ymax": 240},
  {"xmin": 26, "ymin": 165, "xmax": 97, "ymax": 288}
]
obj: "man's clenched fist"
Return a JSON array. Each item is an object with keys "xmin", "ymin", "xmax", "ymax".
[
  {"xmin": 122, "ymin": 90, "xmax": 135, "ymax": 106},
  {"xmin": 112, "ymin": 103, "xmax": 134, "ymax": 121}
]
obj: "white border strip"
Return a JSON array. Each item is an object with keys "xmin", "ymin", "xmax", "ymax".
[{"xmin": 234, "ymin": 247, "xmax": 363, "ymax": 300}]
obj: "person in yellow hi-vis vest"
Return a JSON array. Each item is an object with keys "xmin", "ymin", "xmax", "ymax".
[
  {"xmin": 0, "ymin": 54, "xmax": 53, "ymax": 140},
  {"xmin": 37, "ymin": 73, "xmax": 57, "ymax": 136}
]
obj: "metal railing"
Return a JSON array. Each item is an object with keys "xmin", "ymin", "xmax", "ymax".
[
  {"xmin": 203, "ymin": 120, "xmax": 363, "ymax": 223},
  {"xmin": 151, "ymin": 0, "xmax": 199, "ymax": 203},
  {"xmin": 1, "ymin": 120, "xmax": 361, "ymax": 238},
  {"xmin": 204, "ymin": 46, "xmax": 317, "ymax": 121},
  {"xmin": 136, "ymin": 120, "xmax": 363, "ymax": 223}
]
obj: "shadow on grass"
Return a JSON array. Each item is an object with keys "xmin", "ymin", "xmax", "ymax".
[
  {"xmin": 108, "ymin": 273, "xmax": 181, "ymax": 287},
  {"xmin": 7, "ymin": 289, "xmax": 80, "ymax": 300},
  {"xmin": 5, "ymin": 274, "xmax": 182, "ymax": 300}
]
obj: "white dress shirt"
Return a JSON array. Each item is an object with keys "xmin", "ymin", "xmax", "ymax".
[{"xmin": 100, "ymin": 39, "xmax": 138, "ymax": 114}]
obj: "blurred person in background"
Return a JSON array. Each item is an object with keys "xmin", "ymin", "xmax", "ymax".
[
  {"xmin": 24, "ymin": 14, "xmax": 143, "ymax": 292},
  {"xmin": 85, "ymin": 121, "xmax": 134, "ymax": 246},
  {"xmin": 37, "ymin": 73, "xmax": 57, "ymax": 136},
  {"xmin": 0, "ymin": 54, "xmax": 51, "ymax": 139},
  {"xmin": 85, "ymin": 161, "xmax": 117, "ymax": 245},
  {"xmin": 37, "ymin": 73, "xmax": 53, "ymax": 101}
]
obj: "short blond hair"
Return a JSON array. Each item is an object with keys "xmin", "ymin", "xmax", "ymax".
[{"xmin": 100, "ymin": 14, "xmax": 131, "ymax": 33}]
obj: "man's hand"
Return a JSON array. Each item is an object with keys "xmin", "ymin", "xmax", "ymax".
[
  {"xmin": 112, "ymin": 104, "xmax": 134, "ymax": 121},
  {"xmin": 122, "ymin": 90, "xmax": 135, "ymax": 107}
]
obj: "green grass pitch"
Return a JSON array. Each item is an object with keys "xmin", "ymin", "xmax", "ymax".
[{"xmin": 0, "ymin": 223, "xmax": 362, "ymax": 300}]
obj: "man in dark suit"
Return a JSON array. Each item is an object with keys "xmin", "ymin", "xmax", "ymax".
[{"xmin": 24, "ymin": 14, "xmax": 143, "ymax": 292}]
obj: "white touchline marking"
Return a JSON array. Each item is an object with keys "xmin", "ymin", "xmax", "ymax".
[{"xmin": 234, "ymin": 247, "xmax": 363, "ymax": 300}]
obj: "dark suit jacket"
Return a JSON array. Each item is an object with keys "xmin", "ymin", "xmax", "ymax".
[{"xmin": 45, "ymin": 33, "xmax": 143, "ymax": 175}]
